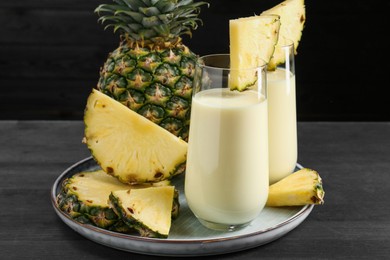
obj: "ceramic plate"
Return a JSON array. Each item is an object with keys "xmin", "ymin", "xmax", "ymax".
[{"xmin": 51, "ymin": 157, "xmax": 313, "ymax": 256}]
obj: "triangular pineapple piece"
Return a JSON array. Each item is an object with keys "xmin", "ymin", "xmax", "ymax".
[
  {"xmin": 60, "ymin": 170, "xmax": 171, "ymax": 208},
  {"xmin": 229, "ymin": 15, "xmax": 280, "ymax": 91},
  {"xmin": 84, "ymin": 89, "xmax": 188, "ymax": 184},
  {"xmin": 261, "ymin": 0, "xmax": 306, "ymax": 70},
  {"xmin": 109, "ymin": 186, "xmax": 175, "ymax": 238},
  {"xmin": 56, "ymin": 170, "xmax": 176, "ymax": 230},
  {"xmin": 57, "ymin": 170, "xmax": 130, "ymax": 229},
  {"xmin": 64, "ymin": 170, "xmax": 132, "ymax": 208},
  {"xmin": 266, "ymin": 168, "xmax": 325, "ymax": 207}
]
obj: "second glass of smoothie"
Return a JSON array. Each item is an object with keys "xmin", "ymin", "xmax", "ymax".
[{"xmin": 267, "ymin": 41, "xmax": 298, "ymax": 184}]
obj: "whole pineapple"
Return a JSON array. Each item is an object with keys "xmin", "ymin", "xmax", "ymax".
[{"xmin": 95, "ymin": 0, "xmax": 208, "ymax": 141}]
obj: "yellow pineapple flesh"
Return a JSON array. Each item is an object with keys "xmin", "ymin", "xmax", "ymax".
[
  {"xmin": 266, "ymin": 168, "xmax": 325, "ymax": 207},
  {"xmin": 109, "ymin": 186, "xmax": 175, "ymax": 238},
  {"xmin": 84, "ymin": 89, "xmax": 188, "ymax": 184},
  {"xmin": 261, "ymin": 0, "xmax": 306, "ymax": 70},
  {"xmin": 229, "ymin": 15, "xmax": 280, "ymax": 90},
  {"xmin": 56, "ymin": 169, "xmax": 175, "ymax": 231}
]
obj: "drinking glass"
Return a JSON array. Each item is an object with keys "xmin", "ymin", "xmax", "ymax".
[
  {"xmin": 185, "ymin": 54, "xmax": 269, "ymax": 231},
  {"xmin": 267, "ymin": 41, "xmax": 298, "ymax": 184}
]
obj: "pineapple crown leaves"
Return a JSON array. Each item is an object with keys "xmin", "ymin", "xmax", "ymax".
[{"xmin": 95, "ymin": 0, "xmax": 209, "ymax": 43}]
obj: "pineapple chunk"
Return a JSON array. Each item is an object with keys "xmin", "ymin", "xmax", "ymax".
[
  {"xmin": 266, "ymin": 168, "xmax": 325, "ymax": 207},
  {"xmin": 57, "ymin": 170, "xmax": 130, "ymax": 229},
  {"xmin": 66, "ymin": 170, "xmax": 133, "ymax": 208},
  {"xmin": 56, "ymin": 170, "xmax": 178, "ymax": 230},
  {"xmin": 62, "ymin": 170, "xmax": 171, "ymax": 208},
  {"xmin": 84, "ymin": 89, "xmax": 188, "ymax": 184},
  {"xmin": 261, "ymin": 0, "xmax": 306, "ymax": 70},
  {"xmin": 229, "ymin": 15, "xmax": 280, "ymax": 91},
  {"xmin": 109, "ymin": 186, "xmax": 175, "ymax": 238}
]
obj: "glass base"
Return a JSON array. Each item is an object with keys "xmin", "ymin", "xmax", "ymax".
[{"xmin": 197, "ymin": 218, "xmax": 251, "ymax": 232}]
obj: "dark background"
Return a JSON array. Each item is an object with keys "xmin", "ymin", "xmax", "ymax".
[{"xmin": 1, "ymin": 0, "xmax": 389, "ymax": 121}]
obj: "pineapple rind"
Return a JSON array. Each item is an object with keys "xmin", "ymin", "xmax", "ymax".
[
  {"xmin": 56, "ymin": 170, "xmax": 177, "ymax": 232},
  {"xmin": 109, "ymin": 186, "xmax": 175, "ymax": 238},
  {"xmin": 57, "ymin": 170, "xmax": 124, "ymax": 229},
  {"xmin": 229, "ymin": 15, "xmax": 280, "ymax": 91},
  {"xmin": 266, "ymin": 168, "xmax": 325, "ymax": 207},
  {"xmin": 97, "ymin": 43, "xmax": 198, "ymax": 140},
  {"xmin": 261, "ymin": 0, "xmax": 306, "ymax": 70},
  {"xmin": 109, "ymin": 192, "xmax": 166, "ymax": 238}
]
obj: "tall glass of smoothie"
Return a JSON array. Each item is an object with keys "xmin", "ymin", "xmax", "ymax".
[
  {"xmin": 185, "ymin": 54, "xmax": 269, "ymax": 231},
  {"xmin": 267, "ymin": 41, "xmax": 297, "ymax": 184}
]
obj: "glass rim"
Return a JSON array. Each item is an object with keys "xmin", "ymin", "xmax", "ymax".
[
  {"xmin": 277, "ymin": 38, "xmax": 295, "ymax": 49},
  {"xmin": 197, "ymin": 53, "xmax": 267, "ymax": 72}
]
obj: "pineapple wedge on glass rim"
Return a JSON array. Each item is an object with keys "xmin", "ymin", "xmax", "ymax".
[
  {"xmin": 84, "ymin": 89, "xmax": 188, "ymax": 184},
  {"xmin": 266, "ymin": 168, "xmax": 325, "ymax": 207},
  {"xmin": 229, "ymin": 15, "xmax": 281, "ymax": 91},
  {"xmin": 95, "ymin": 0, "xmax": 208, "ymax": 141},
  {"xmin": 261, "ymin": 0, "xmax": 306, "ymax": 70},
  {"xmin": 56, "ymin": 170, "xmax": 179, "ymax": 232},
  {"xmin": 109, "ymin": 186, "xmax": 175, "ymax": 238}
]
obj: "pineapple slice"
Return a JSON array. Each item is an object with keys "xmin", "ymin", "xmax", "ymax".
[
  {"xmin": 229, "ymin": 15, "xmax": 281, "ymax": 91},
  {"xmin": 109, "ymin": 186, "xmax": 175, "ymax": 238},
  {"xmin": 266, "ymin": 168, "xmax": 325, "ymax": 207},
  {"xmin": 57, "ymin": 170, "xmax": 130, "ymax": 229},
  {"xmin": 261, "ymin": 0, "xmax": 306, "ymax": 70},
  {"xmin": 84, "ymin": 89, "xmax": 188, "ymax": 184},
  {"xmin": 56, "ymin": 170, "xmax": 179, "ymax": 231}
]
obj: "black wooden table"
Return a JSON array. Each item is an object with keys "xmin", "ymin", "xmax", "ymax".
[{"xmin": 1, "ymin": 121, "xmax": 389, "ymax": 259}]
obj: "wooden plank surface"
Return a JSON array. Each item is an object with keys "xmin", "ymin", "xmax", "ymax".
[{"xmin": 1, "ymin": 121, "xmax": 389, "ymax": 259}]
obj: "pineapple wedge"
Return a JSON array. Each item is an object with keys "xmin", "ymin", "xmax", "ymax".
[
  {"xmin": 109, "ymin": 186, "xmax": 175, "ymax": 238},
  {"xmin": 56, "ymin": 170, "xmax": 179, "ymax": 231},
  {"xmin": 266, "ymin": 168, "xmax": 325, "ymax": 207},
  {"xmin": 84, "ymin": 89, "xmax": 188, "ymax": 184},
  {"xmin": 57, "ymin": 170, "xmax": 130, "ymax": 229},
  {"xmin": 261, "ymin": 0, "xmax": 306, "ymax": 70},
  {"xmin": 229, "ymin": 15, "xmax": 280, "ymax": 91}
]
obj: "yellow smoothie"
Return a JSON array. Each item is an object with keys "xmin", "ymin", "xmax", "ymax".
[
  {"xmin": 185, "ymin": 88, "xmax": 269, "ymax": 225},
  {"xmin": 267, "ymin": 68, "xmax": 297, "ymax": 184}
]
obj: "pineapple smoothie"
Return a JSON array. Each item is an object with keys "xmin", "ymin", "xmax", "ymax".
[
  {"xmin": 267, "ymin": 68, "xmax": 297, "ymax": 184},
  {"xmin": 185, "ymin": 88, "xmax": 269, "ymax": 227}
]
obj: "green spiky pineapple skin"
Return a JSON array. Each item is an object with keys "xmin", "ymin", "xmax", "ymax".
[
  {"xmin": 94, "ymin": 0, "xmax": 208, "ymax": 141},
  {"xmin": 56, "ymin": 177, "xmax": 121, "ymax": 230},
  {"xmin": 57, "ymin": 186, "xmax": 133, "ymax": 233},
  {"xmin": 97, "ymin": 40, "xmax": 197, "ymax": 141},
  {"xmin": 108, "ymin": 192, "xmax": 166, "ymax": 238},
  {"xmin": 57, "ymin": 170, "xmax": 180, "ymax": 234},
  {"xmin": 108, "ymin": 189, "xmax": 180, "ymax": 238}
]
